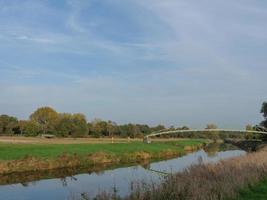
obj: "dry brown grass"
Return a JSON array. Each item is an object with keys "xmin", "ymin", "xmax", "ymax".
[
  {"xmin": 0, "ymin": 149, "xmax": 189, "ymax": 175},
  {"xmin": 88, "ymin": 147, "xmax": 267, "ymax": 200},
  {"xmin": 0, "ymin": 152, "xmax": 118, "ymax": 174}
]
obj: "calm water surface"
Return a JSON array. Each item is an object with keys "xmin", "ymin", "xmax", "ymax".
[{"xmin": 0, "ymin": 144, "xmax": 246, "ymax": 200}]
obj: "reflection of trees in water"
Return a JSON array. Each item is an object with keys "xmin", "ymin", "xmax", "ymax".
[
  {"xmin": 21, "ymin": 182, "xmax": 29, "ymax": 187},
  {"xmin": 141, "ymin": 162, "xmax": 151, "ymax": 170},
  {"xmin": 21, "ymin": 181, "xmax": 37, "ymax": 187},
  {"xmin": 204, "ymin": 143, "xmax": 220, "ymax": 157},
  {"xmin": 60, "ymin": 176, "xmax": 78, "ymax": 187},
  {"xmin": 204, "ymin": 143, "xmax": 241, "ymax": 157}
]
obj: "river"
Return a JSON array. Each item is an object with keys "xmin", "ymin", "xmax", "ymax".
[{"xmin": 0, "ymin": 143, "xmax": 246, "ymax": 200}]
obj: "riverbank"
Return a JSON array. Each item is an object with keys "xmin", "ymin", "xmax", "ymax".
[
  {"xmin": 85, "ymin": 146, "xmax": 267, "ymax": 200},
  {"xmin": 0, "ymin": 139, "xmax": 207, "ymax": 174},
  {"xmin": 237, "ymin": 178, "xmax": 267, "ymax": 200}
]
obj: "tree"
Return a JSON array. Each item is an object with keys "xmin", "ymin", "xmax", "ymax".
[
  {"xmin": 127, "ymin": 124, "xmax": 141, "ymax": 138},
  {"xmin": 91, "ymin": 119, "xmax": 108, "ymax": 137},
  {"xmin": 56, "ymin": 113, "xmax": 88, "ymax": 137},
  {"xmin": 152, "ymin": 125, "xmax": 166, "ymax": 132},
  {"xmin": 0, "ymin": 115, "xmax": 18, "ymax": 135},
  {"xmin": 30, "ymin": 107, "xmax": 59, "ymax": 134},
  {"xmin": 56, "ymin": 113, "xmax": 73, "ymax": 137},
  {"xmin": 246, "ymin": 124, "xmax": 254, "ymax": 131},
  {"xmin": 71, "ymin": 113, "xmax": 88, "ymax": 137},
  {"xmin": 136, "ymin": 124, "xmax": 151, "ymax": 135},
  {"xmin": 260, "ymin": 102, "xmax": 267, "ymax": 128},
  {"xmin": 205, "ymin": 124, "xmax": 219, "ymax": 142},
  {"xmin": 19, "ymin": 120, "xmax": 40, "ymax": 136},
  {"xmin": 205, "ymin": 124, "xmax": 218, "ymax": 129},
  {"xmin": 107, "ymin": 121, "xmax": 118, "ymax": 137}
]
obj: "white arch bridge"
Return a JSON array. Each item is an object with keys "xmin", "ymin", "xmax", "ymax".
[{"xmin": 143, "ymin": 127, "xmax": 267, "ymax": 143}]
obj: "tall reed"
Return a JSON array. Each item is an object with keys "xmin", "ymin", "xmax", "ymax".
[{"xmin": 87, "ymin": 147, "xmax": 267, "ymax": 200}]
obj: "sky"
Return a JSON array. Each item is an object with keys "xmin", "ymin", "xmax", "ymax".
[{"xmin": 0, "ymin": 0, "xmax": 266, "ymax": 128}]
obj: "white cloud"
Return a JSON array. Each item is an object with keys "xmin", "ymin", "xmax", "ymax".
[{"xmin": 0, "ymin": 0, "xmax": 266, "ymax": 128}]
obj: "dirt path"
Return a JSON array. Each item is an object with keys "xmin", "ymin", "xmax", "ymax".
[
  {"xmin": 0, "ymin": 136, "xmax": 140, "ymax": 144},
  {"xmin": 0, "ymin": 136, "xmax": 187, "ymax": 144}
]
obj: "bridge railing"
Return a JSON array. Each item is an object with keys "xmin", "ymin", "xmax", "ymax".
[{"xmin": 143, "ymin": 129, "xmax": 267, "ymax": 143}]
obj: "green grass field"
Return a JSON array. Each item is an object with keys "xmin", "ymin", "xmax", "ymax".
[
  {"xmin": 237, "ymin": 179, "xmax": 267, "ymax": 200},
  {"xmin": 0, "ymin": 139, "xmax": 207, "ymax": 161}
]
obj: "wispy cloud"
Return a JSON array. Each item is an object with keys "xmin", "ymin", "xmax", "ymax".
[{"xmin": 0, "ymin": 0, "xmax": 266, "ymax": 128}]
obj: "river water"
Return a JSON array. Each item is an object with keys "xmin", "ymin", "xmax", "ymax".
[{"xmin": 0, "ymin": 144, "xmax": 246, "ymax": 200}]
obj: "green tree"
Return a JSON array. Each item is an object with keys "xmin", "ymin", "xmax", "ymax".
[
  {"xmin": 71, "ymin": 113, "xmax": 88, "ymax": 137},
  {"xmin": 246, "ymin": 124, "xmax": 254, "ymax": 131},
  {"xmin": 30, "ymin": 107, "xmax": 59, "ymax": 135},
  {"xmin": 260, "ymin": 102, "xmax": 267, "ymax": 128},
  {"xmin": 19, "ymin": 120, "xmax": 40, "ymax": 136},
  {"xmin": 0, "ymin": 115, "xmax": 18, "ymax": 135},
  {"xmin": 152, "ymin": 124, "xmax": 166, "ymax": 132},
  {"xmin": 56, "ymin": 113, "xmax": 73, "ymax": 137},
  {"xmin": 136, "ymin": 124, "xmax": 151, "ymax": 135},
  {"xmin": 90, "ymin": 119, "xmax": 109, "ymax": 137},
  {"xmin": 56, "ymin": 113, "xmax": 88, "ymax": 137},
  {"xmin": 107, "ymin": 120, "xmax": 118, "ymax": 137},
  {"xmin": 205, "ymin": 124, "xmax": 219, "ymax": 141}
]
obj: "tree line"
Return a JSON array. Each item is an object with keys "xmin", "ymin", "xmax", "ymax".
[
  {"xmin": 0, "ymin": 102, "xmax": 266, "ymax": 138},
  {"xmin": 0, "ymin": 107, "xmax": 166, "ymax": 138}
]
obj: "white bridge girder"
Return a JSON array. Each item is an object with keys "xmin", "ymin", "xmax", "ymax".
[{"xmin": 144, "ymin": 129, "xmax": 267, "ymax": 143}]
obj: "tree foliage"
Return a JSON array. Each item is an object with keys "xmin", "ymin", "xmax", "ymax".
[
  {"xmin": 30, "ymin": 107, "xmax": 58, "ymax": 134},
  {"xmin": 56, "ymin": 113, "xmax": 88, "ymax": 137},
  {"xmin": 0, "ymin": 115, "xmax": 18, "ymax": 135},
  {"xmin": 19, "ymin": 120, "xmax": 40, "ymax": 136},
  {"xmin": 260, "ymin": 102, "xmax": 267, "ymax": 128},
  {"xmin": 205, "ymin": 124, "xmax": 218, "ymax": 129}
]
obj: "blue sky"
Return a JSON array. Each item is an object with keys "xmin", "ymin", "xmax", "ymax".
[{"xmin": 0, "ymin": 0, "xmax": 266, "ymax": 128}]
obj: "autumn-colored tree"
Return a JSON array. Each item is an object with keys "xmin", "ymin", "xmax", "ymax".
[
  {"xmin": 90, "ymin": 119, "xmax": 109, "ymax": 137},
  {"xmin": 30, "ymin": 107, "xmax": 59, "ymax": 134},
  {"xmin": 205, "ymin": 124, "xmax": 218, "ymax": 129}
]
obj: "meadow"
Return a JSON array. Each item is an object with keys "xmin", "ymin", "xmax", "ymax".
[
  {"xmin": 0, "ymin": 139, "xmax": 207, "ymax": 174},
  {"xmin": 0, "ymin": 139, "xmax": 206, "ymax": 160}
]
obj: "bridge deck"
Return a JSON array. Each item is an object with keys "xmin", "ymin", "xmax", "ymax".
[{"xmin": 145, "ymin": 129, "xmax": 267, "ymax": 138}]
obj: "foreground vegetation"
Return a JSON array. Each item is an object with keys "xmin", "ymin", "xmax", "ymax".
[
  {"xmin": 238, "ymin": 179, "xmax": 267, "ymax": 200},
  {"xmin": 0, "ymin": 139, "xmax": 207, "ymax": 174},
  {"xmin": 81, "ymin": 146, "xmax": 267, "ymax": 200}
]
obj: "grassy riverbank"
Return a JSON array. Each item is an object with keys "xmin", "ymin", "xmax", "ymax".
[
  {"xmin": 84, "ymin": 146, "xmax": 267, "ymax": 200},
  {"xmin": 0, "ymin": 139, "xmax": 207, "ymax": 174},
  {"xmin": 237, "ymin": 179, "xmax": 267, "ymax": 200}
]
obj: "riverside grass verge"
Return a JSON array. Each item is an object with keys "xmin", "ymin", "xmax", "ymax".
[
  {"xmin": 81, "ymin": 146, "xmax": 267, "ymax": 200},
  {"xmin": 0, "ymin": 139, "xmax": 207, "ymax": 174},
  {"xmin": 237, "ymin": 178, "xmax": 267, "ymax": 200}
]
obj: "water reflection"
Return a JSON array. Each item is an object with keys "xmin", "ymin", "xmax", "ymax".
[{"xmin": 0, "ymin": 144, "xmax": 246, "ymax": 200}]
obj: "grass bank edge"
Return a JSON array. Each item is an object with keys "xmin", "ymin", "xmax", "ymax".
[
  {"xmin": 0, "ymin": 139, "xmax": 208, "ymax": 174},
  {"xmin": 235, "ymin": 178, "xmax": 267, "ymax": 200}
]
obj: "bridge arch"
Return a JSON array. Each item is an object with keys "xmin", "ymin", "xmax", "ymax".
[{"xmin": 143, "ymin": 128, "xmax": 267, "ymax": 143}]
